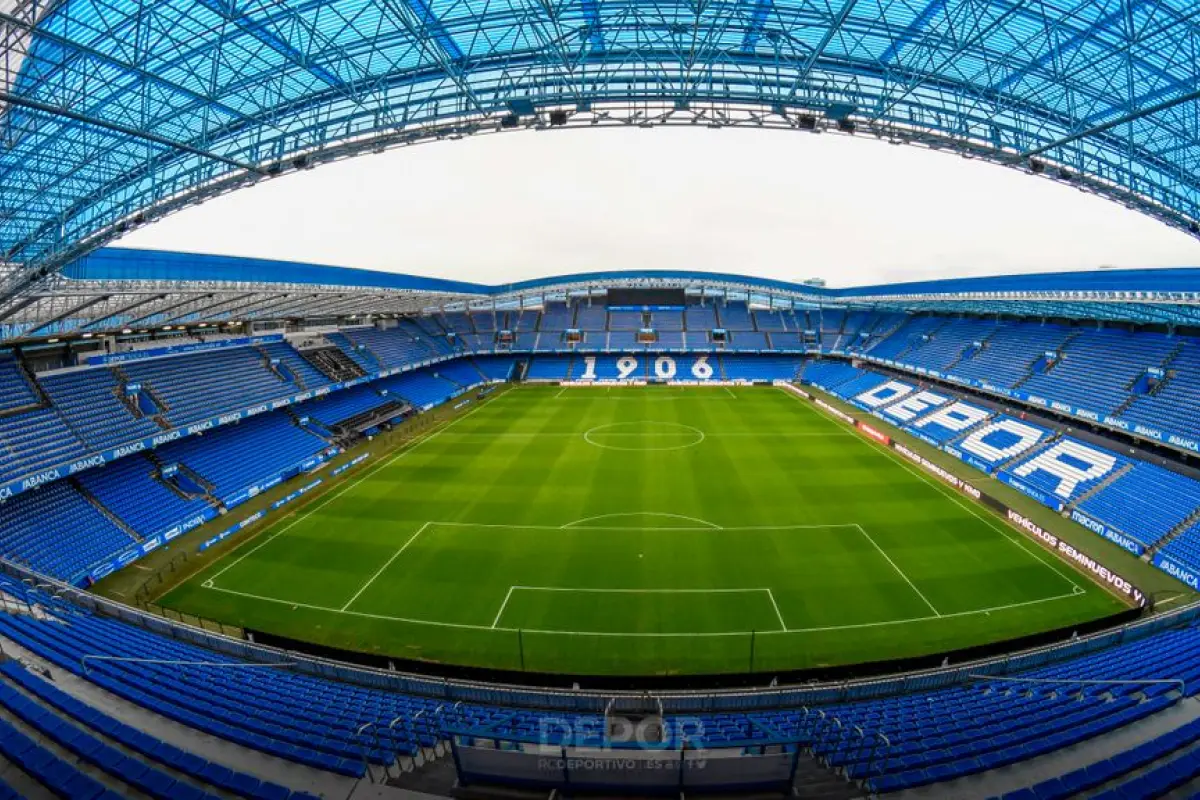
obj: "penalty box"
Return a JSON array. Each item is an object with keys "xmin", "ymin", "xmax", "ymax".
[{"xmin": 335, "ymin": 520, "xmax": 908, "ymax": 636}]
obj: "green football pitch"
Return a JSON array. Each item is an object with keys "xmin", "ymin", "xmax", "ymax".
[{"xmin": 159, "ymin": 384, "xmax": 1126, "ymax": 676}]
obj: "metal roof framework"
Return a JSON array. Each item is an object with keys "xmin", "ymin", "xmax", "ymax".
[
  {"xmin": 2, "ymin": 0, "xmax": 1200, "ymax": 318},
  {"xmin": 3, "ymin": 248, "xmax": 1199, "ymax": 340}
]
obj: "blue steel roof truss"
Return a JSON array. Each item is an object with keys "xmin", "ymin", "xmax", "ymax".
[{"xmin": 1, "ymin": 0, "xmax": 1200, "ymax": 309}]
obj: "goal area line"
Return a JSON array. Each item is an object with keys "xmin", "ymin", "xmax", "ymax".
[{"xmin": 490, "ymin": 585, "xmax": 790, "ymax": 632}]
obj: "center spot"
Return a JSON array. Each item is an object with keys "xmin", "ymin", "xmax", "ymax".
[{"xmin": 583, "ymin": 421, "xmax": 705, "ymax": 451}]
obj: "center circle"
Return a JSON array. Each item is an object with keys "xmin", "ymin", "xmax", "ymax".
[{"xmin": 583, "ymin": 421, "xmax": 705, "ymax": 451}]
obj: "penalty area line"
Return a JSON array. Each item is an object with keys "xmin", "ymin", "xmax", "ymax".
[
  {"xmin": 202, "ymin": 401, "xmax": 492, "ymax": 589},
  {"xmin": 198, "ymin": 584, "xmax": 1082, "ymax": 637},
  {"xmin": 340, "ymin": 523, "xmax": 431, "ymax": 612}
]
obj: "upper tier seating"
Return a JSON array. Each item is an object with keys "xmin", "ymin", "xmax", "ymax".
[
  {"xmin": 1121, "ymin": 340, "xmax": 1200, "ymax": 442},
  {"xmin": 514, "ymin": 310, "xmax": 541, "ymax": 331},
  {"xmin": 334, "ymin": 327, "xmax": 439, "ymax": 370},
  {"xmin": 684, "ymin": 304, "xmax": 716, "ymax": 330},
  {"xmin": 950, "ymin": 322, "xmax": 1074, "ymax": 389},
  {"xmin": 539, "ymin": 304, "xmax": 572, "ymax": 332},
  {"xmin": 574, "ymin": 305, "xmax": 606, "ymax": 331},
  {"xmin": 39, "ymin": 367, "xmax": 161, "ymax": 452},
  {"xmin": 0, "ymin": 480, "xmax": 134, "ymax": 580},
  {"xmin": 441, "ymin": 313, "xmax": 473, "ymax": 335},
  {"xmin": 717, "ymin": 301, "xmax": 753, "ymax": 330},
  {"xmin": 0, "ymin": 354, "xmax": 39, "ymax": 412},
  {"xmin": 650, "ymin": 310, "xmax": 683, "ymax": 330},
  {"xmin": 120, "ymin": 348, "xmax": 294, "ymax": 426},
  {"xmin": 257, "ymin": 341, "xmax": 331, "ymax": 390},
  {"xmin": 470, "ymin": 312, "xmax": 496, "ymax": 332},
  {"xmin": 607, "ymin": 310, "xmax": 643, "ymax": 330},
  {"xmin": 752, "ymin": 310, "xmax": 788, "ymax": 331},
  {"xmin": 1021, "ymin": 329, "xmax": 1176, "ymax": 416},
  {"xmin": 865, "ymin": 315, "xmax": 950, "ymax": 362},
  {"xmin": 0, "ymin": 406, "xmax": 88, "ymax": 482}
]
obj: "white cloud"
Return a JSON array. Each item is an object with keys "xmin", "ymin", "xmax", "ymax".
[{"xmin": 119, "ymin": 127, "xmax": 1200, "ymax": 288}]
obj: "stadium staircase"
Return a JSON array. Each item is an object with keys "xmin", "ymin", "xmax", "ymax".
[
  {"xmin": 1145, "ymin": 507, "xmax": 1200, "ymax": 560},
  {"xmin": 111, "ymin": 364, "xmax": 173, "ymax": 430},
  {"xmin": 1013, "ymin": 330, "xmax": 1084, "ymax": 390},
  {"xmin": 945, "ymin": 327, "xmax": 1000, "ymax": 373},
  {"xmin": 795, "ymin": 753, "xmax": 865, "ymax": 799},
  {"xmin": 255, "ymin": 345, "xmax": 306, "ymax": 390},
  {"xmin": 69, "ymin": 478, "xmax": 142, "ymax": 543},
  {"xmin": 338, "ymin": 331, "xmax": 382, "ymax": 372},
  {"xmin": 1069, "ymin": 462, "xmax": 1134, "ymax": 509},
  {"xmin": 11, "ymin": 359, "xmax": 53, "ymax": 416}
]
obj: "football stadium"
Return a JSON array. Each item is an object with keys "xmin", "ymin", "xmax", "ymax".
[{"xmin": 4, "ymin": 0, "xmax": 1200, "ymax": 797}]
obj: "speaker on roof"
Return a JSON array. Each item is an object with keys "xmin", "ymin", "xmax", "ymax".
[
  {"xmin": 1029, "ymin": 158, "xmax": 1045, "ymax": 174},
  {"xmin": 501, "ymin": 114, "xmax": 520, "ymax": 128},
  {"xmin": 798, "ymin": 114, "xmax": 818, "ymax": 130},
  {"xmin": 549, "ymin": 110, "xmax": 569, "ymax": 126},
  {"xmin": 837, "ymin": 119, "xmax": 856, "ymax": 134}
]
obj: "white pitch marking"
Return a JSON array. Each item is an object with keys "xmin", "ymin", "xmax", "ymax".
[
  {"xmin": 766, "ymin": 588, "xmax": 788, "ymax": 632},
  {"xmin": 561, "ymin": 512, "xmax": 722, "ymax": 529},
  {"xmin": 777, "ymin": 386, "xmax": 1084, "ymax": 595},
  {"xmin": 855, "ymin": 524, "xmax": 941, "ymax": 617},
  {"xmin": 426, "ymin": 520, "xmax": 859, "ymax": 532},
  {"xmin": 204, "ymin": 400, "xmax": 492, "ymax": 586},
  {"xmin": 200, "ymin": 584, "xmax": 1080, "ymax": 637},
  {"xmin": 492, "ymin": 586, "xmax": 515, "ymax": 628},
  {"xmin": 340, "ymin": 523, "xmax": 431, "ymax": 612}
]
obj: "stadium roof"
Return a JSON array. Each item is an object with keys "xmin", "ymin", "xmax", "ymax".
[
  {"xmin": 3, "ymin": 0, "xmax": 1200, "ymax": 321},
  {"xmin": 3, "ymin": 246, "xmax": 1199, "ymax": 340}
]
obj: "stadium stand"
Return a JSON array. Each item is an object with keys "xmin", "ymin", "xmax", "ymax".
[
  {"xmin": 684, "ymin": 303, "xmax": 716, "ymax": 331},
  {"xmin": 39, "ymin": 366, "xmax": 162, "ymax": 453},
  {"xmin": 0, "ymin": 567, "xmax": 1195, "ymax": 798},
  {"xmin": 525, "ymin": 356, "xmax": 573, "ymax": 380},
  {"xmin": 0, "ymin": 406, "xmax": 88, "ymax": 483},
  {"xmin": 1076, "ymin": 463, "xmax": 1200, "ymax": 551},
  {"xmin": 76, "ymin": 455, "xmax": 214, "ymax": 542},
  {"xmin": 0, "ymin": 354, "xmax": 41, "ymax": 413},
  {"xmin": 154, "ymin": 414, "xmax": 328, "ymax": 506},
  {"xmin": 0, "ymin": 481, "xmax": 136, "ymax": 580},
  {"xmin": 292, "ymin": 385, "xmax": 391, "ymax": 427},
  {"xmin": 1000, "ymin": 437, "xmax": 1129, "ymax": 507},
  {"xmin": 118, "ymin": 348, "xmax": 297, "ymax": 426},
  {"xmin": 906, "ymin": 400, "xmax": 995, "ymax": 446}
]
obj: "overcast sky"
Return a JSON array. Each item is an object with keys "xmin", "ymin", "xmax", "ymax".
[{"xmin": 120, "ymin": 127, "xmax": 1200, "ymax": 289}]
